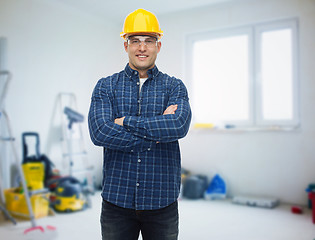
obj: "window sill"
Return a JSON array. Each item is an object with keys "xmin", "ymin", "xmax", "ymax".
[{"xmin": 191, "ymin": 124, "xmax": 300, "ymax": 133}]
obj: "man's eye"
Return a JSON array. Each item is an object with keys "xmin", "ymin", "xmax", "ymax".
[
  {"xmin": 131, "ymin": 40, "xmax": 140, "ymax": 44},
  {"xmin": 145, "ymin": 40, "xmax": 154, "ymax": 44}
]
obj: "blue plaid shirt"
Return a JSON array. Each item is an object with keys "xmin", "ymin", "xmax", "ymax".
[{"xmin": 88, "ymin": 64, "xmax": 191, "ymax": 210}]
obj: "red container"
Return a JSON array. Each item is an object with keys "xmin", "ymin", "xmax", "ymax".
[
  {"xmin": 291, "ymin": 206, "xmax": 303, "ymax": 214},
  {"xmin": 308, "ymin": 192, "xmax": 315, "ymax": 223}
]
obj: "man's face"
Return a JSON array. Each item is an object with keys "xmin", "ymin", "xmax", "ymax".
[{"xmin": 124, "ymin": 35, "xmax": 161, "ymax": 75}]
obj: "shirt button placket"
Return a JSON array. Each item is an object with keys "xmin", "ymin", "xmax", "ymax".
[
  {"xmin": 137, "ymin": 81, "xmax": 141, "ymax": 116},
  {"xmin": 137, "ymin": 158, "xmax": 141, "ymax": 187},
  {"xmin": 135, "ymin": 153, "xmax": 141, "ymax": 203}
]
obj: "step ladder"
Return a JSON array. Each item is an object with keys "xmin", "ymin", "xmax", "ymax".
[
  {"xmin": 0, "ymin": 71, "xmax": 16, "ymax": 225},
  {"xmin": 57, "ymin": 92, "xmax": 95, "ymax": 191},
  {"xmin": 0, "ymin": 71, "xmax": 38, "ymax": 229}
]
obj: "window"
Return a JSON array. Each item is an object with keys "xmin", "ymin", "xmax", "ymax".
[{"xmin": 186, "ymin": 19, "xmax": 299, "ymax": 129}]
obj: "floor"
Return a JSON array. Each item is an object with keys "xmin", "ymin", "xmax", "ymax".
[{"xmin": 0, "ymin": 191, "xmax": 315, "ymax": 240}]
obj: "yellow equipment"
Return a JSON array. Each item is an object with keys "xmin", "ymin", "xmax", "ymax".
[
  {"xmin": 22, "ymin": 162, "xmax": 45, "ymax": 191},
  {"xmin": 4, "ymin": 188, "xmax": 50, "ymax": 219},
  {"xmin": 120, "ymin": 9, "xmax": 163, "ymax": 40},
  {"xmin": 51, "ymin": 177, "xmax": 89, "ymax": 212},
  {"xmin": 53, "ymin": 194, "xmax": 85, "ymax": 213}
]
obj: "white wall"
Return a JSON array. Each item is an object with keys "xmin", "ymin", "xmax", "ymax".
[
  {"xmin": 158, "ymin": 0, "xmax": 315, "ymax": 205},
  {"xmin": 0, "ymin": 0, "xmax": 127, "ymax": 188}
]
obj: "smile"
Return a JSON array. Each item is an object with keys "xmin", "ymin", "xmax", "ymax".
[{"xmin": 137, "ymin": 55, "xmax": 148, "ymax": 59}]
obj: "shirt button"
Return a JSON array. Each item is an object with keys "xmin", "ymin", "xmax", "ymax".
[
  {"xmin": 147, "ymin": 148, "xmax": 151, "ymax": 151},
  {"xmin": 144, "ymin": 136, "xmax": 147, "ymax": 139},
  {"xmin": 137, "ymin": 82, "xmax": 140, "ymax": 85},
  {"xmin": 131, "ymin": 150, "xmax": 134, "ymax": 152},
  {"xmin": 138, "ymin": 159, "xmax": 141, "ymax": 163},
  {"xmin": 136, "ymin": 183, "xmax": 140, "ymax": 187},
  {"xmin": 137, "ymin": 100, "xmax": 140, "ymax": 103},
  {"xmin": 135, "ymin": 72, "xmax": 138, "ymax": 75}
]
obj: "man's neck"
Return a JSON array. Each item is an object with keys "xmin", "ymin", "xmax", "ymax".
[{"xmin": 138, "ymin": 71, "xmax": 148, "ymax": 78}]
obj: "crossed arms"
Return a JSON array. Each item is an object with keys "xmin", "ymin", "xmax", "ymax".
[
  {"xmin": 88, "ymin": 78, "xmax": 191, "ymax": 152},
  {"xmin": 114, "ymin": 104, "xmax": 178, "ymax": 125}
]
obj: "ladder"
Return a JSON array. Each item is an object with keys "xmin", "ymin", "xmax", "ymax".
[
  {"xmin": 57, "ymin": 92, "xmax": 94, "ymax": 191},
  {"xmin": 0, "ymin": 71, "xmax": 37, "ymax": 229},
  {"xmin": 0, "ymin": 71, "xmax": 55, "ymax": 233},
  {"xmin": 0, "ymin": 71, "xmax": 16, "ymax": 225}
]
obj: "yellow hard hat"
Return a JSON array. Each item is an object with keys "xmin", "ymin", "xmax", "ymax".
[{"xmin": 120, "ymin": 9, "xmax": 163, "ymax": 40}]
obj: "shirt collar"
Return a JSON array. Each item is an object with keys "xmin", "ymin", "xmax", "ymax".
[{"xmin": 124, "ymin": 64, "xmax": 160, "ymax": 80}]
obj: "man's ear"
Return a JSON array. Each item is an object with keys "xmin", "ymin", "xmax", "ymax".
[
  {"xmin": 157, "ymin": 41, "xmax": 162, "ymax": 53},
  {"xmin": 124, "ymin": 41, "xmax": 128, "ymax": 52}
]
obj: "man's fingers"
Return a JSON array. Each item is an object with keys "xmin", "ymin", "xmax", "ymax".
[
  {"xmin": 114, "ymin": 116, "xmax": 125, "ymax": 126},
  {"xmin": 168, "ymin": 105, "xmax": 177, "ymax": 114},
  {"xmin": 163, "ymin": 104, "xmax": 178, "ymax": 115}
]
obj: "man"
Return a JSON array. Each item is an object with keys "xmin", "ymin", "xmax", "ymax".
[{"xmin": 88, "ymin": 8, "xmax": 191, "ymax": 240}]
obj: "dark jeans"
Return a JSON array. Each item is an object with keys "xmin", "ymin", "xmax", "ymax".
[{"xmin": 100, "ymin": 200, "xmax": 179, "ymax": 240}]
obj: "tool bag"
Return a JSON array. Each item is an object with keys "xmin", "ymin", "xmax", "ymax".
[{"xmin": 22, "ymin": 132, "xmax": 54, "ymax": 189}]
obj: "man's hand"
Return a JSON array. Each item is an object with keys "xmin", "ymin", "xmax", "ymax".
[
  {"xmin": 114, "ymin": 116, "xmax": 125, "ymax": 126},
  {"xmin": 163, "ymin": 104, "xmax": 178, "ymax": 115}
]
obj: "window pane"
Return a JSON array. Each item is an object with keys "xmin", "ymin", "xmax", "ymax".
[
  {"xmin": 261, "ymin": 29, "xmax": 293, "ymax": 120},
  {"xmin": 192, "ymin": 35, "xmax": 249, "ymax": 123}
]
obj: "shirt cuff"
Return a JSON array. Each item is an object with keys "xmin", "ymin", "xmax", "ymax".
[{"xmin": 123, "ymin": 116, "xmax": 140, "ymax": 133}]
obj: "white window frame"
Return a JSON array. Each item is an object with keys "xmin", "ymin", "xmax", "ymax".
[
  {"xmin": 185, "ymin": 18, "xmax": 299, "ymax": 130},
  {"xmin": 255, "ymin": 19, "xmax": 299, "ymax": 127}
]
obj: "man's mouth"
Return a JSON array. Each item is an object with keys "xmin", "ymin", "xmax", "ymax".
[{"xmin": 137, "ymin": 55, "xmax": 148, "ymax": 59}]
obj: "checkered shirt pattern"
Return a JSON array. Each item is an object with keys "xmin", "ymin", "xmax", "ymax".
[{"xmin": 88, "ymin": 64, "xmax": 192, "ymax": 210}]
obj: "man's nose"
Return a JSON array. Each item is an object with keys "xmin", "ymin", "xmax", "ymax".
[{"xmin": 139, "ymin": 42, "xmax": 147, "ymax": 50}]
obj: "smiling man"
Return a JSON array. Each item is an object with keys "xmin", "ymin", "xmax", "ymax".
[
  {"xmin": 88, "ymin": 9, "xmax": 192, "ymax": 240},
  {"xmin": 125, "ymin": 35, "xmax": 160, "ymax": 77}
]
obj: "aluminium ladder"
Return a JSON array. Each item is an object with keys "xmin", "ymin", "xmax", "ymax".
[
  {"xmin": 0, "ymin": 71, "xmax": 54, "ymax": 233},
  {"xmin": 0, "ymin": 71, "xmax": 37, "ymax": 229},
  {"xmin": 57, "ymin": 92, "xmax": 95, "ymax": 191},
  {"xmin": 0, "ymin": 70, "xmax": 16, "ymax": 224}
]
